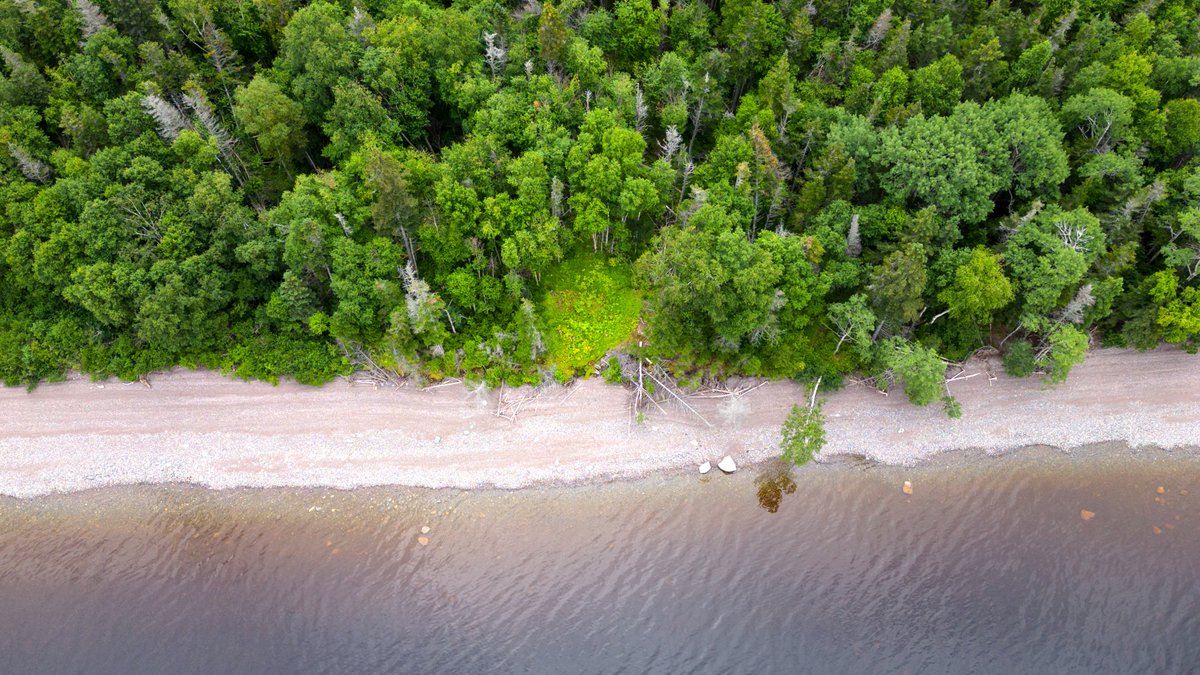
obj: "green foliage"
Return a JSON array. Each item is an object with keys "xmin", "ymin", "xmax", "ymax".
[
  {"xmin": 878, "ymin": 105, "xmax": 1006, "ymax": 224},
  {"xmin": 274, "ymin": 1, "xmax": 361, "ymax": 126},
  {"xmin": 1040, "ymin": 324, "xmax": 1089, "ymax": 385},
  {"xmin": 601, "ymin": 356, "xmax": 624, "ymax": 384},
  {"xmin": 942, "ymin": 395, "xmax": 962, "ymax": 419},
  {"xmin": 881, "ymin": 337, "xmax": 946, "ymax": 407},
  {"xmin": 233, "ymin": 75, "xmax": 304, "ymax": 165},
  {"xmin": 910, "ymin": 55, "xmax": 963, "ymax": 116},
  {"xmin": 937, "ymin": 248, "xmax": 1014, "ymax": 325},
  {"xmin": 1003, "ymin": 340, "xmax": 1037, "ymax": 378},
  {"xmin": 1, "ymin": 0, "xmax": 1197, "ymax": 395},
  {"xmin": 828, "ymin": 293, "xmax": 876, "ymax": 364},
  {"xmin": 1146, "ymin": 271, "xmax": 1200, "ymax": 352},
  {"xmin": 637, "ymin": 219, "xmax": 780, "ymax": 357},
  {"xmin": 780, "ymin": 401, "xmax": 825, "ymax": 467},
  {"xmin": 1005, "ymin": 206, "xmax": 1104, "ymax": 330},
  {"xmin": 538, "ymin": 256, "xmax": 641, "ymax": 376}
]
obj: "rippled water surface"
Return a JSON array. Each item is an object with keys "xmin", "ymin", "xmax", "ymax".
[{"xmin": 2, "ymin": 444, "xmax": 1199, "ymax": 674}]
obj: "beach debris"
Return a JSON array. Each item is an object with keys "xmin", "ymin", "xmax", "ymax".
[
  {"xmin": 718, "ymin": 456, "xmax": 737, "ymax": 473},
  {"xmin": 1080, "ymin": 509, "xmax": 1095, "ymax": 521},
  {"xmin": 699, "ymin": 461, "xmax": 711, "ymax": 475},
  {"xmin": 902, "ymin": 480, "xmax": 913, "ymax": 495},
  {"xmin": 1156, "ymin": 486, "xmax": 1165, "ymax": 494},
  {"xmin": 1181, "ymin": 490, "xmax": 1189, "ymax": 496},
  {"xmin": 627, "ymin": 357, "xmax": 713, "ymax": 428},
  {"xmin": 417, "ymin": 536, "xmax": 429, "ymax": 546},
  {"xmin": 420, "ymin": 525, "xmax": 431, "ymax": 534}
]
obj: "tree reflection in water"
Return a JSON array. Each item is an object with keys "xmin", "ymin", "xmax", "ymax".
[{"xmin": 755, "ymin": 461, "xmax": 797, "ymax": 513}]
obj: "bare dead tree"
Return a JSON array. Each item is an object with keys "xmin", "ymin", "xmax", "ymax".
[
  {"xmin": 183, "ymin": 86, "xmax": 249, "ymax": 186},
  {"xmin": 117, "ymin": 199, "xmax": 166, "ymax": 241},
  {"xmin": 338, "ymin": 339, "xmax": 405, "ymax": 387},
  {"xmin": 1050, "ymin": 4, "xmax": 1078, "ymax": 50},
  {"xmin": 624, "ymin": 356, "xmax": 713, "ymax": 427},
  {"xmin": 141, "ymin": 93, "xmax": 192, "ymax": 141},
  {"xmin": 659, "ymin": 125, "xmax": 683, "ymax": 164},
  {"xmin": 634, "ymin": 84, "xmax": 648, "ymax": 133},
  {"xmin": 863, "ymin": 9, "xmax": 892, "ymax": 50},
  {"xmin": 1055, "ymin": 218, "xmax": 1093, "ymax": 253},
  {"xmin": 6, "ymin": 144, "xmax": 51, "ymax": 183},
  {"xmin": 483, "ymin": 32, "xmax": 507, "ymax": 79},
  {"xmin": 846, "ymin": 214, "xmax": 862, "ymax": 258},
  {"xmin": 200, "ymin": 20, "xmax": 243, "ymax": 106},
  {"xmin": 686, "ymin": 73, "xmax": 711, "ymax": 155},
  {"xmin": 348, "ymin": 4, "xmax": 375, "ymax": 42},
  {"xmin": 73, "ymin": 0, "xmax": 110, "ymax": 42},
  {"xmin": 1055, "ymin": 283, "xmax": 1096, "ymax": 324}
]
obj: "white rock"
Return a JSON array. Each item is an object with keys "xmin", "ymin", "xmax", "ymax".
[
  {"xmin": 698, "ymin": 461, "xmax": 711, "ymax": 475},
  {"xmin": 690, "ymin": 439, "xmax": 699, "ymax": 448},
  {"xmin": 717, "ymin": 456, "xmax": 737, "ymax": 473}
]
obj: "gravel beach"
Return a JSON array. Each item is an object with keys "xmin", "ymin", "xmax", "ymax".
[{"xmin": 1, "ymin": 347, "xmax": 1198, "ymax": 497}]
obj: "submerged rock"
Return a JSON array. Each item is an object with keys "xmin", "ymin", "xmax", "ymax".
[
  {"xmin": 417, "ymin": 536, "xmax": 429, "ymax": 546},
  {"xmin": 1156, "ymin": 486, "xmax": 1165, "ymax": 495},
  {"xmin": 698, "ymin": 461, "xmax": 711, "ymax": 475},
  {"xmin": 902, "ymin": 481, "xmax": 913, "ymax": 495},
  {"xmin": 718, "ymin": 456, "xmax": 737, "ymax": 473},
  {"xmin": 1080, "ymin": 509, "xmax": 1095, "ymax": 521},
  {"xmin": 420, "ymin": 525, "xmax": 431, "ymax": 534}
]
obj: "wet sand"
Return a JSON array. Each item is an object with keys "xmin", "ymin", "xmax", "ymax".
[{"xmin": 1, "ymin": 347, "xmax": 1198, "ymax": 497}]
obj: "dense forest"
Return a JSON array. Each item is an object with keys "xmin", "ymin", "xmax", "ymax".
[{"xmin": 1, "ymin": 0, "xmax": 1199, "ymax": 410}]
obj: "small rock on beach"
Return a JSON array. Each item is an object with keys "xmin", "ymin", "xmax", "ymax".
[
  {"xmin": 698, "ymin": 461, "xmax": 711, "ymax": 475},
  {"xmin": 717, "ymin": 456, "xmax": 737, "ymax": 473}
]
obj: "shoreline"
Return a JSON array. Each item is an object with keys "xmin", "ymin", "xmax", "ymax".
[{"xmin": 1, "ymin": 347, "xmax": 1199, "ymax": 498}]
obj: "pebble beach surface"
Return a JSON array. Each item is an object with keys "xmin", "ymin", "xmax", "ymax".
[{"xmin": 1, "ymin": 347, "xmax": 1198, "ymax": 498}]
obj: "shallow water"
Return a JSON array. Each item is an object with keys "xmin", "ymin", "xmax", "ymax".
[{"xmin": 1, "ymin": 444, "xmax": 1198, "ymax": 674}]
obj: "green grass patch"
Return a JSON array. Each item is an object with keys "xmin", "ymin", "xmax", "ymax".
[{"xmin": 538, "ymin": 255, "xmax": 641, "ymax": 376}]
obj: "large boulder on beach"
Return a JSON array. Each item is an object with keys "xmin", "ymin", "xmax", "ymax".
[
  {"xmin": 699, "ymin": 461, "xmax": 711, "ymax": 475},
  {"xmin": 718, "ymin": 456, "xmax": 737, "ymax": 473}
]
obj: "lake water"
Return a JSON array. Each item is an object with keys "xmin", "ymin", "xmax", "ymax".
[{"xmin": 1, "ymin": 444, "xmax": 1198, "ymax": 674}]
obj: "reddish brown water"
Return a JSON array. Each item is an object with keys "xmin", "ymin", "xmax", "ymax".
[{"xmin": 1, "ymin": 444, "xmax": 1198, "ymax": 674}]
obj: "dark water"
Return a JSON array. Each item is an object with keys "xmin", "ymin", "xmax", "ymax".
[{"xmin": 2, "ymin": 445, "xmax": 1199, "ymax": 675}]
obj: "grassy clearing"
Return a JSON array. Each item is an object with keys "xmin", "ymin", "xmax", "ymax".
[{"xmin": 538, "ymin": 256, "xmax": 641, "ymax": 377}]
